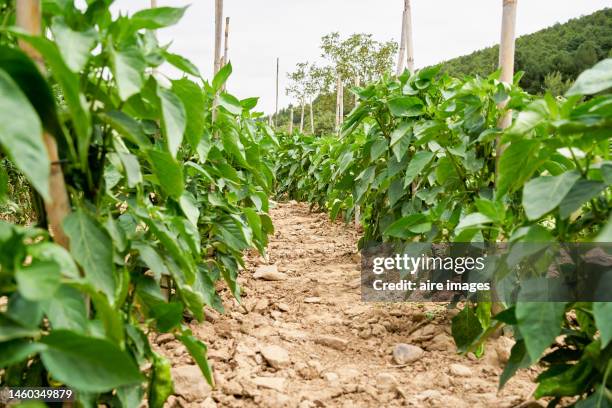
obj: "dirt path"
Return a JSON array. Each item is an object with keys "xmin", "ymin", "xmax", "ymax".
[{"xmin": 159, "ymin": 201, "xmax": 540, "ymax": 408}]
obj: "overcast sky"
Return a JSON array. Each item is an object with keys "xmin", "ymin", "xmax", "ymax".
[{"xmin": 113, "ymin": 1, "xmax": 610, "ymax": 114}]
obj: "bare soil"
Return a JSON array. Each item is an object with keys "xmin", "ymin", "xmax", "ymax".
[{"xmin": 157, "ymin": 201, "xmax": 541, "ymax": 408}]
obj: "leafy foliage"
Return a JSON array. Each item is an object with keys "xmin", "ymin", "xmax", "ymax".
[
  {"xmin": 0, "ymin": 1, "xmax": 276, "ymax": 405},
  {"xmin": 275, "ymin": 61, "xmax": 612, "ymax": 404}
]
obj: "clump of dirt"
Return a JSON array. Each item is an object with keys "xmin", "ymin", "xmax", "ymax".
[{"xmin": 156, "ymin": 201, "xmax": 540, "ymax": 408}]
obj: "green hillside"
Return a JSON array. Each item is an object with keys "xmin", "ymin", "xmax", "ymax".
[{"xmin": 442, "ymin": 8, "xmax": 612, "ymax": 94}]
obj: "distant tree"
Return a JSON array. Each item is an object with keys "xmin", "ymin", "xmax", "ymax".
[
  {"xmin": 286, "ymin": 62, "xmax": 308, "ymax": 132},
  {"xmin": 543, "ymin": 71, "xmax": 573, "ymax": 96}
]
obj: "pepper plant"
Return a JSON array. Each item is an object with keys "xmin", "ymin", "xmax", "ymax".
[
  {"xmin": 275, "ymin": 60, "xmax": 612, "ymax": 405},
  {"xmin": 0, "ymin": 0, "xmax": 275, "ymax": 406}
]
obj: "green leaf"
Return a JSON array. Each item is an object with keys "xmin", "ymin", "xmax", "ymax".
[
  {"xmin": 50, "ymin": 17, "xmax": 97, "ymax": 72},
  {"xmin": 451, "ymin": 305, "xmax": 483, "ymax": 352},
  {"xmin": 390, "ymin": 121, "xmax": 411, "ymax": 147},
  {"xmin": 0, "ymin": 69, "xmax": 50, "ymax": 201},
  {"xmin": 43, "ymin": 285, "xmax": 88, "ymax": 332},
  {"xmin": 63, "ymin": 209, "xmax": 116, "ymax": 302},
  {"xmin": 179, "ymin": 191, "xmax": 200, "ymax": 227},
  {"xmin": 147, "ymin": 149, "xmax": 184, "ymax": 198},
  {"xmin": 456, "ymin": 213, "xmax": 493, "ymax": 231},
  {"xmin": 177, "ymin": 330, "xmax": 214, "ymax": 386},
  {"xmin": 475, "ymin": 198, "xmax": 504, "ymax": 223},
  {"xmin": 158, "ymin": 86, "xmax": 186, "ymax": 157},
  {"xmin": 558, "ymin": 180, "xmax": 605, "ymax": 219},
  {"xmin": 171, "ymin": 78, "xmax": 205, "ymax": 149},
  {"xmin": 131, "ymin": 6, "xmax": 187, "ymax": 29},
  {"xmin": 383, "ymin": 214, "xmax": 428, "ymax": 238},
  {"xmin": 117, "ymin": 152, "xmax": 143, "ymax": 188},
  {"xmin": 151, "ymin": 302, "xmax": 183, "ymax": 333},
  {"xmin": 593, "ymin": 302, "xmax": 612, "ymax": 348},
  {"xmin": 388, "ymin": 178, "xmax": 405, "ymax": 207},
  {"xmin": 240, "ymin": 97, "xmax": 258, "ymax": 110},
  {"xmin": 218, "ymin": 92, "xmax": 242, "ymax": 115},
  {"xmin": 212, "ymin": 62, "xmax": 232, "ymax": 91},
  {"xmin": 28, "ymin": 242, "xmax": 80, "ymax": 279},
  {"xmin": 499, "ymin": 340, "xmax": 530, "ymax": 389},
  {"xmin": 111, "ymin": 46, "xmax": 146, "ymax": 101},
  {"xmin": 497, "ymin": 139, "xmax": 544, "ymax": 197},
  {"xmin": 370, "ymin": 137, "xmax": 388, "ymax": 160},
  {"xmin": 132, "ymin": 243, "xmax": 169, "ymax": 282},
  {"xmin": 0, "ymin": 46, "xmax": 62, "ymax": 143},
  {"xmin": 15, "ymin": 260, "xmax": 61, "ymax": 301},
  {"xmin": 0, "ymin": 339, "xmax": 46, "ymax": 368},
  {"xmin": 522, "ymin": 171, "xmax": 581, "ymax": 220},
  {"xmin": 516, "ymin": 302, "xmax": 565, "ymax": 363},
  {"xmin": 506, "ymin": 99, "xmax": 549, "ymax": 137},
  {"xmin": 388, "ymin": 96, "xmax": 424, "ymax": 117},
  {"xmin": 12, "ymin": 35, "xmax": 91, "ymax": 165},
  {"xmin": 164, "ymin": 52, "xmax": 200, "ymax": 77},
  {"xmin": 149, "ymin": 353, "xmax": 173, "ymax": 408},
  {"xmin": 567, "ymin": 58, "xmax": 612, "ymax": 96},
  {"xmin": 40, "ymin": 330, "xmax": 143, "ymax": 392},
  {"xmin": 403, "ymin": 151, "xmax": 434, "ymax": 187},
  {"xmin": 0, "ymin": 314, "xmax": 39, "ymax": 342},
  {"xmin": 99, "ymin": 111, "xmax": 150, "ymax": 148}
]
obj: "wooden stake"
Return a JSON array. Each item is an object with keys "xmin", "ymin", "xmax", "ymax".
[
  {"xmin": 354, "ymin": 67, "xmax": 361, "ymax": 231},
  {"xmin": 151, "ymin": 0, "xmax": 158, "ymax": 76},
  {"xmin": 336, "ymin": 75, "xmax": 344, "ymax": 131},
  {"xmin": 397, "ymin": 0, "xmax": 415, "ymax": 75},
  {"xmin": 299, "ymin": 101, "xmax": 305, "ymax": 133},
  {"xmin": 339, "ymin": 80, "xmax": 344, "ymax": 125},
  {"xmin": 309, "ymin": 100, "xmax": 315, "ymax": 134},
  {"xmin": 496, "ymin": 0, "xmax": 518, "ymax": 168},
  {"xmin": 222, "ymin": 16, "xmax": 230, "ymax": 91},
  {"xmin": 16, "ymin": 0, "xmax": 71, "ymax": 249},
  {"xmin": 493, "ymin": 0, "xmax": 518, "ymax": 318},
  {"xmin": 289, "ymin": 107, "xmax": 294, "ymax": 134},
  {"xmin": 212, "ymin": 0, "xmax": 223, "ymax": 124},
  {"xmin": 405, "ymin": 0, "xmax": 415, "ymax": 72},
  {"xmin": 396, "ymin": 0, "xmax": 408, "ymax": 75},
  {"xmin": 275, "ymin": 57, "xmax": 279, "ymax": 128},
  {"xmin": 213, "ymin": 0, "xmax": 223, "ymax": 76}
]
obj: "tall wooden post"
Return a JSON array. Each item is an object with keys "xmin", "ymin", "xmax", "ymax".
[
  {"xmin": 339, "ymin": 80, "xmax": 344, "ymax": 124},
  {"xmin": 396, "ymin": 0, "xmax": 408, "ymax": 75},
  {"xmin": 353, "ymin": 75, "xmax": 361, "ymax": 227},
  {"xmin": 309, "ymin": 99, "xmax": 315, "ymax": 134},
  {"xmin": 222, "ymin": 16, "xmax": 230, "ymax": 91},
  {"xmin": 496, "ymin": 0, "xmax": 518, "ymax": 170},
  {"xmin": 223, "ymin": 17, "xmax": 230, "ymax": 66},
  {"xmin": 150, "ymin": 0, "xmax": 158, "ymax": 76},
  {"xmin": 275, "ymin": 57, "xmax": 279, "ymax": 127},
  {"xmin": 299, "ymin": 101, "xmax": 305, "ymax": 133},
  {"xmin": 405, "ymin": 0, "xmax": 415, "ymax": 72},
  {"xmin": 288, "ymin": 108, "xmax": 294, "ymax": 134},
  {"xmin": 336, "ymin": 74, "xmax": 344, "ymax": 131},
  {"xmin": 213, "ymin": 0, "xmax": 223, "ymax": 76},
  {"xmin": 212, "ymin": 0, "xmax": 223, "ymax": 124},
  {"xmin": 16, "ymin": 0, "xmax": 71, "ymax": 249},
  {"xmin": 397, "ymin": 0, "xmax": 415, "ymax": 75},
  {"xmin": 492, "ymin": 0, "xmax": 517, "ymax": 319}
]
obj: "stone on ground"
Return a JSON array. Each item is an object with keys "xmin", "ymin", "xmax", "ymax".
[
  {"xmin": 253, "ymin": 264, "xmax": 287, "ymax": 281},
  {"xmin": 392, "ymin": 343, "xmax": 424, "ymax": 364}
]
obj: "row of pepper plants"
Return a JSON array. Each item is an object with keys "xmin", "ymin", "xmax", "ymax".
[
  {"xmin": 0, "ymin": 0, "xmax": 277, "ymax": 406},
  {"xmin": 275, "ymin": 60, "xmax": 612, "ymax": 406}
]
